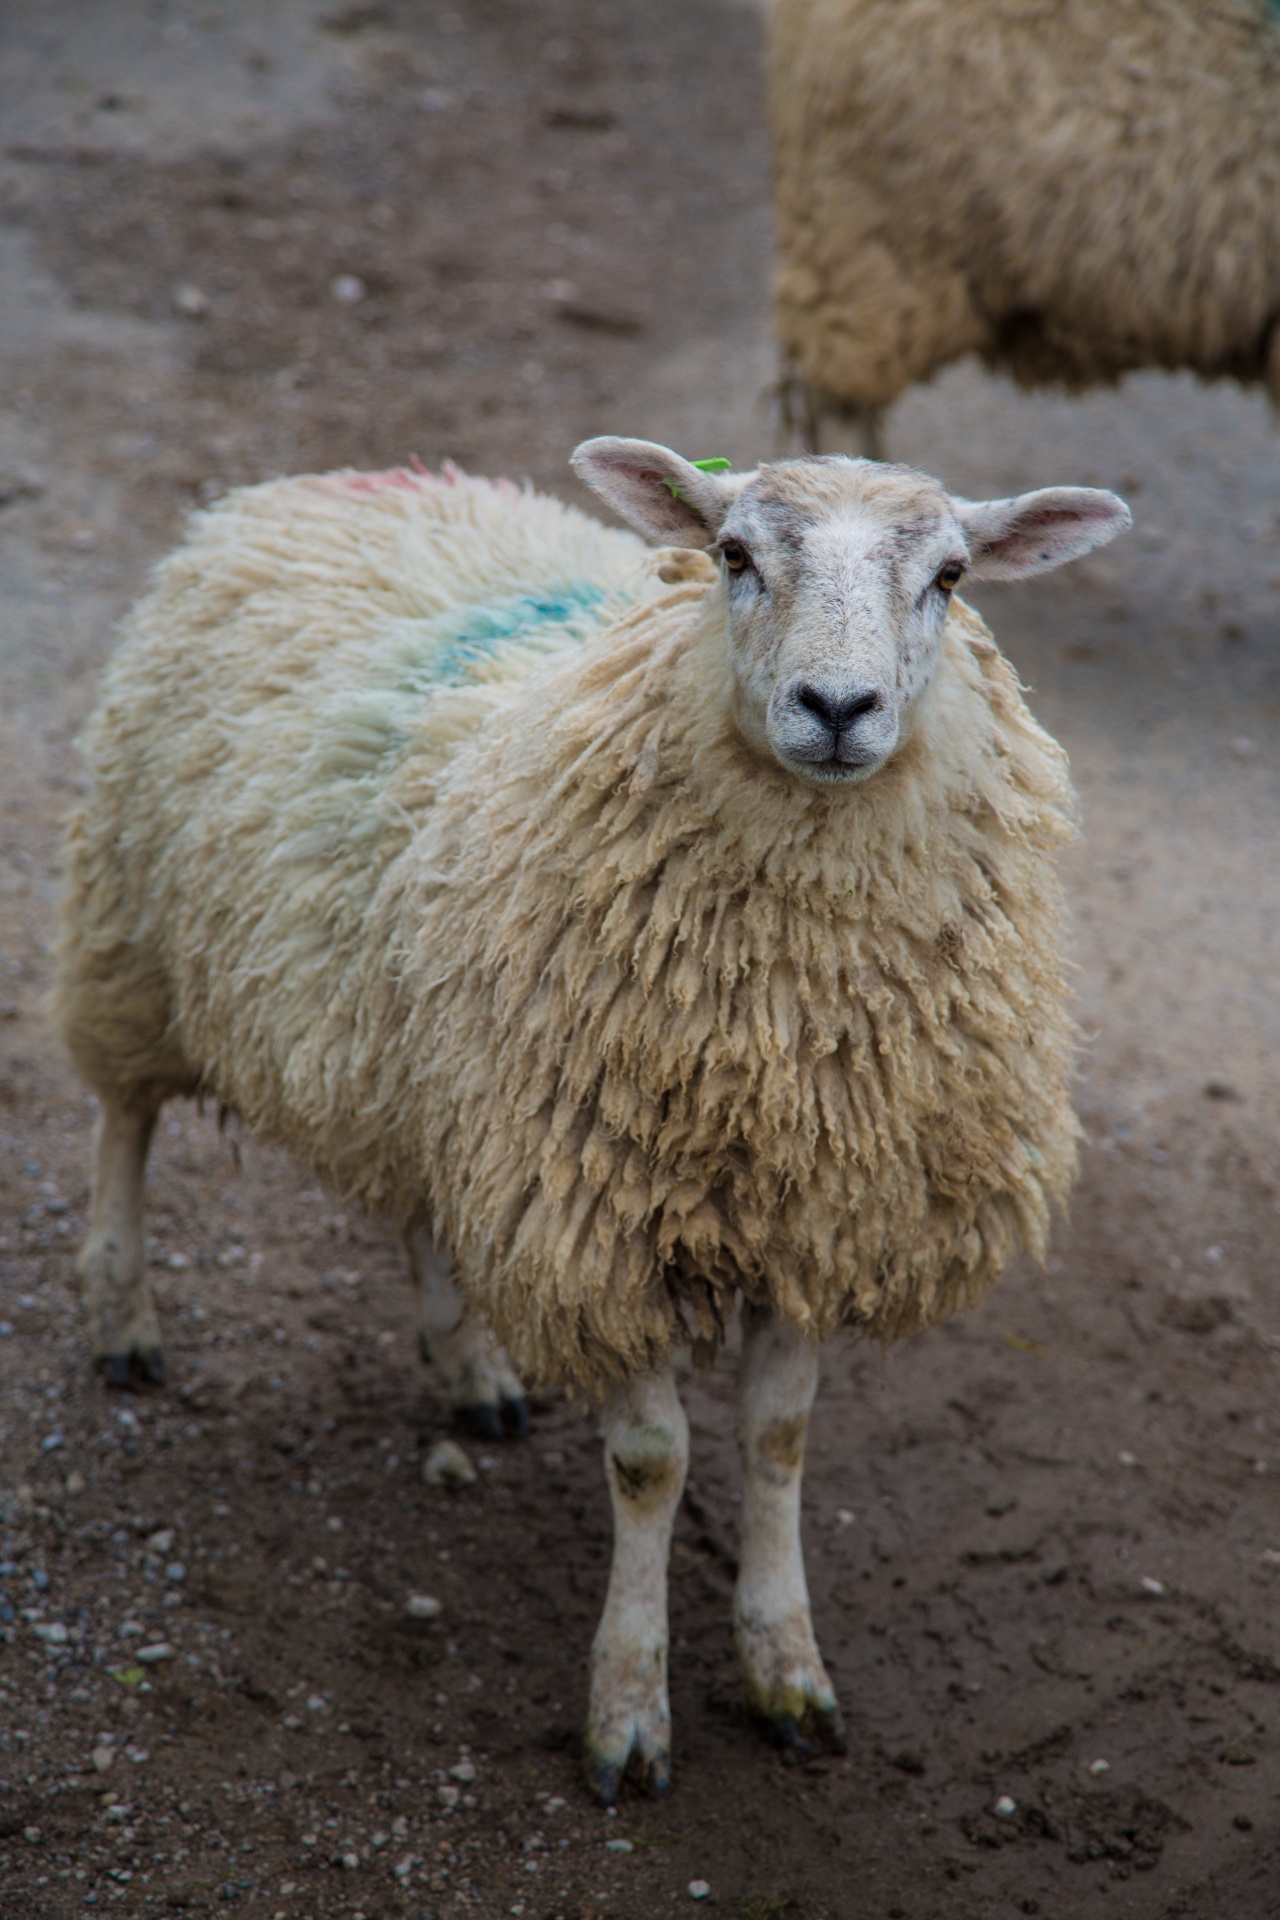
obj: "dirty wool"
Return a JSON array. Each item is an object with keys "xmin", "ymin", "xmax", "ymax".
[{"xmin": 55, "ymin": 465, "xmax": 1079, "ymax": 1386}]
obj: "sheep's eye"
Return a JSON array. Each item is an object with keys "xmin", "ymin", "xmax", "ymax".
[
  {"xmin": 936, "ymin": 560, "xmax": 964, "ymax": 593},
  {"xmin": 721, "ymin": 540, "xmax": 750, "ymax": 574}
]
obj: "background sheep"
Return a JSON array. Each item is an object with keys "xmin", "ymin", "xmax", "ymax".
[
  {"xmin": 770, "ymin": 0, "xmax": 1280, "ymax": 454},
  {"xmin": 53, "ymin": 440, "xmax": 1129, "ymax": 1800}
]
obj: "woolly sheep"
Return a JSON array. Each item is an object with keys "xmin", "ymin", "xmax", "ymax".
[
  {"xmin": 770, "ymin": 0, "xmax": 1280, "ymax": 453},
  {"xmin": 53, "ymin": 441, "xmax": 1130, "ymax": 1800}
]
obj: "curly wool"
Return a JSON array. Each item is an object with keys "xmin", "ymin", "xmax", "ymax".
[
  {"xmin": 55, "ymin": 466, "xmax": 1079, "ymax": 1387},
  {"xmin": 771, "ymin": 0, "xmax": 1280, "ymax": 410}
]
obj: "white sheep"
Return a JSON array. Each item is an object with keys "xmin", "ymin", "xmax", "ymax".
[
  {"xmin": 770, "ymin": 0, "xmax": 1280, "ymax": 453},
  {"xmin": 53, "ymin": 442, "xmax": 1129, "ymax": 1799}
]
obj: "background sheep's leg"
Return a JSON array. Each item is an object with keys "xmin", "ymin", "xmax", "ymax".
[
  {"xmin": 584, "ymin": 1365, "xmax": 689, "ymax": 1805},
  {"xmin": 78, "ymin": 1097, "xmax": 165, "ymax": 1387},
  {"xmin": 735, "ymin": 1303, "xmax": 844, "ymax": 1754},
  {"xmin": 810, "ymin": 395, "xmax": 885, "ymax": 462},
  {"xmin": 404, "ymin": 1227, "xmax": 528, "ymax": 1439}
]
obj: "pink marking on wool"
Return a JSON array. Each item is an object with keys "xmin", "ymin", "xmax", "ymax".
[
  {"xmin": 326, "ymin": 463, "xmax": 437, "ymax": 496},
  {"xmin": 313, "ymin": 456, "xmax": 519, "ymax": 497}
]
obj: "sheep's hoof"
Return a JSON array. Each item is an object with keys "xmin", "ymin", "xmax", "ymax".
[
  {"xmin": 96, "ymin": 1346, "xmax": 166, "ymax": 1390},
  {"xmin": 583, "ymin": 1739, "xmax": 671, "ymax": 1807},
  {"xmin": 752, "ymin": 1696, "xmax": 846, "ymax": 1759},
  {"xmin": 455, "ymin": 1402, "xmax": 504, "ymax": 1442},
  {"xmin": 454, "ymin": 1394, "xmax": 530, "ymax": 1442}
]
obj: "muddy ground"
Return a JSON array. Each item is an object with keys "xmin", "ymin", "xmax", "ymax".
[{"xmin": 1, "ymin": 3, "xmax": 1279, "ymax": 1918}]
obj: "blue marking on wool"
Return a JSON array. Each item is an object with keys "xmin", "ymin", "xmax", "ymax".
[{"xmin": 411, "ymin": 580, "xmax": 612, "ymax": 686}]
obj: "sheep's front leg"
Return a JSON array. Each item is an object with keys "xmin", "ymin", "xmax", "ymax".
[
  {"xmin": 404, "ymin": 1228, "xmax": 528, "ymax": 1439},
  {"xmin": 77, "ymin": 1098, "xmax": 165, "ymax": 1387},
  {"xmin": 735, "ymin": 1304, "xmax": 844, "ymax": 1754},
  {"xmin": 585, "ymin": 1365, "xmax": 688, "ymax": 1805}
]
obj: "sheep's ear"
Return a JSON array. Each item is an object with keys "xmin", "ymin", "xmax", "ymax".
[
  {"xmin": 956, "ymin": 487, "xmax": 1132, "ymax": 580},
  {"xmin": 570, "ymin": 436, "xmax": 736, "ymax": 548}
]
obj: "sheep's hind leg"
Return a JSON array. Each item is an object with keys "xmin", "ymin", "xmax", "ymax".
[
  {"xmin": 404, "ymin": 1228, "xmax": 528, "ymax": 1439},
  {"xmin": 77, "ymin": 1098, "xmax": 165, "ymax": 1388},
  {"xmin": 585, "ymin": 1365, "xmax": 688, "ymax": 1805},
  {"xmin": 807, "ymin": 390, "xmax": 885, "ymax": 462},
  {"xmin": 735, "ymin": 1303, "xmax": 844, "ymax": 1756}
]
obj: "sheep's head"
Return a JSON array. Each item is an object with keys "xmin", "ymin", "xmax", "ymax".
[{"xmin": 572, "ymin": 438, "xmax": 1131, "ymax": 788}]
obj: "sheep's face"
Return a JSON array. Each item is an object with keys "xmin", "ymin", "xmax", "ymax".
[
  {"xmin": 711, "ymin": 462, "xmax": 969, "ymax": 785},
  {"xmin": 571, "ymin": 439, "xmax": 1132, "ymax": 790}
]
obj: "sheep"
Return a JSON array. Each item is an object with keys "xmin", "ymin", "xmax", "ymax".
[
  {"xmin": 53, "ymin": 440, "xmax": 1130, "ymax": 1800},
  {"xmin": 770, "ymin": 0, "xmax": 1280, "ymax": 455}
]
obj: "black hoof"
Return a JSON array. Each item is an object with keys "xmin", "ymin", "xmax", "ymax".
[
  {"xmin": 501, "ymin": 1394, "xmax": 530, "ymax": 1439},
  {"xmin": 768, "ymin": 1713, "xmax": 814, "ymax": 1758},
  {"xmin": 585, "ymin": 1757, "xmax": 622, "ymax": 1807},
  {"xmin": 97, "ymin": 1347, "xmax": 167, "ymax": 1390},
  {"xmin": 137, "ymin": 1347, "xmax": 166, "ymax": 1387},
  {"xmin": 454, "ymin": 1402, "xmax": 504, "ymax": 1442},
  {"xmin": 584, "ymin": 1749, "xmax": 670, "ymax": 1806}
]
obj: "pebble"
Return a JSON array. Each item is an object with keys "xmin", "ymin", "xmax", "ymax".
[
  {"xmin": 91, "ymin": 1747, "xmax": 115, "ymax": 1773},
  {"xmin": 437, "ymin": 1784, "xmax": 460, "ymax": 1810},
  {"xmin": 1088, "ymin": 1758, "xmax": 1111, "ymax": 1776},
  {"xmin": 605, "ymin": 1837, "xmax": 634, "ymax": 1853},
  {"xmin": 449, "ymin": 1759, "xmax": 477, "ymax": 1784},
  {"xmin": 172, "ymin": 283, "xmax": 208, "ymax": 317},
  {"xmin": 994, "ymin": 1795, "xmax": 1017, "ymax": 1818},
  {"xmin": 65, "ymin": 1472, "xmax": 86, "ymax": 1496},
  {"xmin": 330, "ymin": 273, "xmax": 367, "ymax": 303},
  {"xmin": 34, "ymin": 1622, "xmax": 68, "ymax": 1644},
  {"xmin": 688, "ymin": 1881, "xmax": 711, "ymax": 1901},
  {"xmin": 147, "ymin": 1530, "xmax": 175, "ymax": 1556},
  {"xmin": 423, "ymin": 1440, "xmax": 477, "ymax": 1489},
  {"xmin": 1118, "ymin": 1451, "xmax": 1137, "ymax": 1468},
  {"xmin": 136, "ymin": 1643, "xmax": 175, "ymax": 1665},
  {"xmin": 1230, "ymin": 735, "xmax": 1258, "ymax": 759},
  {"xmin": 31, "ymin": 1569, "xmax": 50, "ymax": 1592},
  {"xmin": 166, "ymin": 1561, "xmax": 187, "ymax": 1585},
  {"xmin": 405, "ymin": 1593, "xmax": 443, "ymax": 1620},
  {"xmin": 1140, "ymin": 1576, "xmax": 1165, "ymax": 1595}
]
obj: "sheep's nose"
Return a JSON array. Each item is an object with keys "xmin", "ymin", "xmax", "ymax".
[{"xmin": 794, "ymin": 682, "xmax": 882, "ymax": 734}]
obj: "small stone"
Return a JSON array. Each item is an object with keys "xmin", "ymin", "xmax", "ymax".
[
  {"xmin": 394, "ymin": 1856, "xmax": 413, "ymax": 1880},
  {"xmin": 23, "ymin": 1825, "xmax": 40, "ymax": 1844},
  {"xmin": 167, "ymin": 1252, "xmax": 188, "ymax": 1271},
  {"xmin": 340, "ymin": 1850, "xmax": 359, "ymax": 1870},
  {"xmin": 330, "ymin": 273, "xmax": 367, "ymax": 304},
  {"xmin": 437, "ymin": 1783, "xmax": 460, "ymax": 1809},
  {"xmin": 405, "ymin": 1592, "xmax": 442, "ymax": 1620},
  {"xmin": 1230, "ymin": 735, "xmax": 1258, "ymax": 759},
  {"xmin": 172, "ymin": 283, "xmax": 208, "ymax": 316},
  {"xmin": 1118, "ymin": 1452, "xmax": 1137, "ymax": 1468},
  {"xmin": 449, "ymin": 1758, "xmax": 477, "ymax": 1783},
  {"xmin": 135, "ymin": 1642, "xmax": 175, "ymax": 1664},
  {"xmin": 994, "ymin": 1795, "xmax": 1017, "ymax": 1818},
  {"xmin": 34, "ymin": 1621, "xmax": 68, "ymax": 1644},
  {"xmin": 65, "ymin": 1472, "xmax": 87, "ymax": 1496},
  {"xmin": 1260, "ymin": 1549, "xmax": 1280, "ymax": 1567},
  {"xmin": 1088, "ymin": 1758, "xmax": 1110, "ymax": 1776},
  {"xmin": 423, "ymin": 1440, "xmax": 477, "ymax": 1489},
  {"xmin": 30, "ymin": 1569, "xmax": 50, "ymax": 1592},
  {"xmin": 166, "ymin": 1561, "xmax": 187, "ymax": 1584},
  {"xmin": 326, "ymin": 1515, "xmax": 343, "ymax": 1532},
  {"xmin": 91, "ymin": 1747, "xmax": 115, "ymax": 1773},
  {"xmin": 605, "ymin": 1837, "xmax": 634, "ymax": 1853},
  {"xmin": 147, "ymin": 1529, "xmax": 175, "ymax": 1556},
  {"xmin": 1140, "ymin": 1576, "xmax": 1165, "ymax": 1595},
  {"xmin": 307, "ymin": 1693, "xmax": 327, "ymax": 1713},
  {"xmin": 688, "ymin": 1881, "xmax": 711, "ymax": 1901}
]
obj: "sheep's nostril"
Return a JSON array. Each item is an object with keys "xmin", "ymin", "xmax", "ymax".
[{"xmin": 794, "ymin": 683, "xmax": 881, "ymax": 733}]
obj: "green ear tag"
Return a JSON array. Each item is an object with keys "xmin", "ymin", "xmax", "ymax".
[
  {"xmin": 663, "ymin": 479, "xmax": 683, "ymax": 499},
  {"xmin": 691, "ymin": 457, "xmax": 732, "ymax": 472}
]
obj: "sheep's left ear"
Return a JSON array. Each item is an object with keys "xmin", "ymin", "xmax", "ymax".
[
  {"xmin": 956, "ymin": 487, "xmax": 1132, "ymax": 580},
  {"xmin": 570, "ymin": 436, "xmax": 739, "ymax": 548}
]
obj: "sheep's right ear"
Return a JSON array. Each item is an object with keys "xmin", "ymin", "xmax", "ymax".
[{"xmin": 570, "ymin": 437, "xmax": 735, "ymax": 548}]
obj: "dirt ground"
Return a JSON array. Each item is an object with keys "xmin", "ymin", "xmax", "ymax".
[{"xmin": 2, "ymin": 4, "xmax": 1279, "ymax": 1918}]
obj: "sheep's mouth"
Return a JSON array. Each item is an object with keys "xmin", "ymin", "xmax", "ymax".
[{"xmin": 775, "ymin": 750, "xmax": 885, "ymax": 788}]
